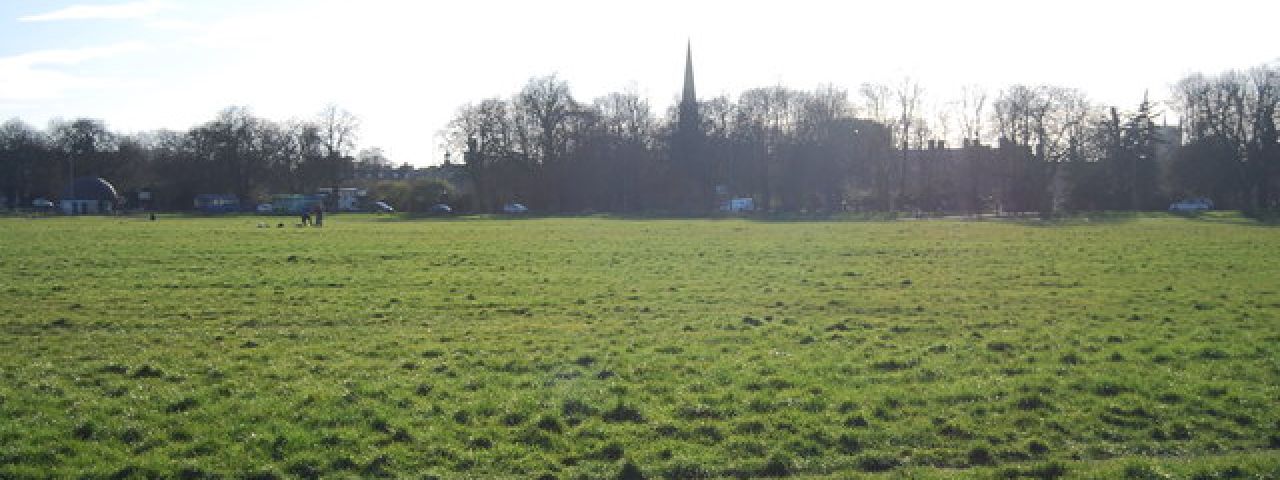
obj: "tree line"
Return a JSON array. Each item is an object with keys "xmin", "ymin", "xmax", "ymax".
[
  {"xmin": 0, "ymin": 105, "xmax": 374, "ymax": 210},
  {"xmin": 449, "ymin": 63, "xmax": 1279, "ymax": 214},
  {"xmin": 3, "ymin": 63, "xmax": 1278, "ymax": 214}
]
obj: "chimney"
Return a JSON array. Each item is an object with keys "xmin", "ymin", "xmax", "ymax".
[
  {"xmin": 927, "ymin": 140, "xmax": 936, "ymax": 150},
  {"xmin": 938, "ymin": 139, "xmax": 946, "ymax": 149}
]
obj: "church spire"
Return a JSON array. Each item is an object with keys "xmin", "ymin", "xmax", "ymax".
[
  {"xmin": 678, "ymin": 40, "xmax": 699, "ymax": 132},
  {"xmin": 681, "ymin": 40, "xmax": 696, "ymax": 107},
  {"xmin": 673, "ymin": 40, "xmax": 707, "ymax": 209}
]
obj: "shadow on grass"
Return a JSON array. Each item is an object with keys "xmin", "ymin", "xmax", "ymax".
[
  {"xmin": 1010, "ymin": 210, "xmax": 1280, "ymax": 228},
  {"xmin": 368, "ymin": 213, "xmax": 491, "ymax": 222},
  {"xmin": 366, "ymin": 211, "xmax": 907, "ymax": 223},
  {"xmin": 361, "ymin": 209, "xmax": 1280, "ymax": 227},
  {"xmin": 1192, "ymin": 210, "xmax": 1280, "ymax": 227},
  {"xmin": 1011, "ymin": 211, "xmax": 1151, "ymax": 227},
  {"xmin": 607, "ymin": 211, "xmax": 904, "ymax": 222}
]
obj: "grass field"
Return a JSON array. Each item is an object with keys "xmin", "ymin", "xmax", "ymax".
[{"xmin": 1, "ymin": 213, "xmax": 1278, "ymax": 479}]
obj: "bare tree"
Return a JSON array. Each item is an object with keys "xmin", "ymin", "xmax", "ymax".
[
  {"xmin": 514, "ymin": 75, "xmax": 579, "ymax": 209},
  {"xmin": 895, "ymin": 77, "xmax": 924, "ymax": 149},
  {"xmin": 1175, "ymin": 64, "xmax": 1280, "ymax": 208},
  {"xmin": 958, "ymin": 85, "xmax": 987, "ymax": 143},
  {"xmin": 515, "ymin": 75, "xmax": 577, "ymax": 165},
  {"xmin": 595, "ymin": 90, "xmax": 655, "ymax": 145},
  {"xmin": 447, "ymin": 97, "xmax": 523, "ymax": 212},
  {"xmin": 890, "ymin": 77, "xmax": 924, "ymax": 211},
  {"xmin": 448, "ymin": 98, "xmax": 517, "ymax": 158},
  {"xmin": 0, "ymin": 119, "xmax": 54, "ymax": 207},
  {"xmin": 990, "ymin": 85, "xmax": 1094, "ymax": 212},
  {"xmin": 357, "ymin": 147, "xmax": 389, "ymax": 167},
  {"xmin": 931, "ymin": 101, "xmax": 953, "ymax": 147},
  {"xmin": 857, "ymin": 82, "xmax": 896, "ymax": 210},
  {"xmin": 736, "ymin": 85, "xmax": 805, "ymax": 209},
  {"xmin": 316, "ymin": 104, "xmax": 359, "ymax": 158},
  {"xmin": 858, "ymin": 82, "xmax": 893, "ymax": 125}
]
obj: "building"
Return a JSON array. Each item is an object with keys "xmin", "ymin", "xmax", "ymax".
[
  {"xmin": 678, "ymin": 41, "xmax": 698, "ymax": 132},
  {"xmin": 193, "ymin": 194, "xmax": 240, "ymax": 214},
  {"xmin": 60, "ymin": 177, "xmax": 118, "ymax": 214},
  {"xmin": 671, "ymin": 41, "xmax": 711, "ymax": 208},
  {"xmin": 270, "ymin": 194, "xmax": 323, "ymax": 215},
  {"xmin": 352, "ymin": 163, "xmax": 421, "ymax": 180},
  {"xmin": 317, "ymin": 187, "xmax": 367, "ymax": 211},
  {"xmin": 350, "ymin": 162, "xmax": 469, "ymax": 185}
]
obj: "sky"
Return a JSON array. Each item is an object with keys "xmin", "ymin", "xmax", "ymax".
[{"xmin": 2, "ymin": 0, "xmax": 1278, "ymax": 166}]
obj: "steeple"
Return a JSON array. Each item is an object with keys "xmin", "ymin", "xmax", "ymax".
[
  {"xmin": 673, "ymin": 40, "xmax": 707, "ymax": 209},
  {"xmin": 681, "ymin": 40, "xmax": 696, "ymax": 107},
  {"xmin": 678, "ymin": 40, "xmax": 700, "ymax": 133}
]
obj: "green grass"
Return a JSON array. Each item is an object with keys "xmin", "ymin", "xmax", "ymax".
[{"xmin": 1, "ymin": 214, "xmax": 1278, "ymax": 479}]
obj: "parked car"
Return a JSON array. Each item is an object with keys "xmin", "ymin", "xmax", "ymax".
[
  {"xmin": 1169, "ymin": 197, "xmax": 1213, "ymax": 213},
  {"xmin": 720, "ymin": 197, "xmax": 755, "ymax": 212},
  {"xmin": 256, "ymin": 203, "xmax": 274, "ymax": 213},
  {"xmin": 502, "ymin": 203, "xmax": 529, "ymax": 214},
  {"xmin": 373, "ymin": 201, "xmax": 395, "ymax": 213},
  {"xmin": 429, "ymin": 204, "xmax": 453, "ymax": 214},
  {"xmin": 31, "ymin": 198, "xmax": 54, "ymax": 209}
]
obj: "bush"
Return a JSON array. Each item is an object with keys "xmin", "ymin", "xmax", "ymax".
[
  {"xmin": 758, "ymin": 454, "xmax": 793, "ymax": 477},
  {"xmin": 661, "ymin": 461, "xmax": 711, "ymax": 479},
  {"xmin": 603, "ymin": 403, "xmax": 646, "ymax": 423},
  {"xmin": 968, "ymin": 446, "xmax": 996, "ymax": 466},
  {"xmin": 856, "ymin": 454, "xmax": 900, "ymax": 472},
  {"xmin": 535, "ymin": 415, "xmax": 564, "ymax": 433},
  {"xmin": 617, "ymin": 461, "xmax": 646, "ymax": 480}
]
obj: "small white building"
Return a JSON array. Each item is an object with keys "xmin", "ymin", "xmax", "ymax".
[{"xmin": 317, "ymin": 187, "xmax": 367, "ymax": 211}]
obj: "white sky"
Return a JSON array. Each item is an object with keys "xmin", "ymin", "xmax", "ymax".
[{"xmin": 2, "ymin": 0, "xmax": 1277, "ymax": 165}]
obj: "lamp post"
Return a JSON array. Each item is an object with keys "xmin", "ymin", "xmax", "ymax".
[{"xmin": 67, "ymin": 155, "xmax": 75, "ymax": 213}]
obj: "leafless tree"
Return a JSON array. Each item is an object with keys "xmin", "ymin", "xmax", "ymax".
[
  {"xmin": 887, "ymin": 77, "xmax": 924, "ymax": 211},
  {"xmin": 858, "ymin": 82, "xmax": 892, "ymax": 126},
  {"xmin": 515, "ymin": 75, "xmax": 577, "ymax": 165},
  {"xmin": 316, "ymin": 104, "xmax": 359, "ymax": 158},
  {"xmin": 958, "ymin": 85, "xmax": 987, "ymax": 143},
  {"xmin": 594, "ymin": 90, "xmax": 655, "ymax": 146},
  {"xmin": 931, "ymin": 102, "xmax": 953, "ymax": 147},
  {"xmin": 1173, "ymin": 63, "xmax": 1280, "ymax": 208},
  {"xmin": 357, "ymin": 147, "xmax": 389, "ymax": 167}
]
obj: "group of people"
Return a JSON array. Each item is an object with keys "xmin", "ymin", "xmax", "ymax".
[{"xmin": 300, "ymin": 208, "xmax": 324, "ymax": 227}]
